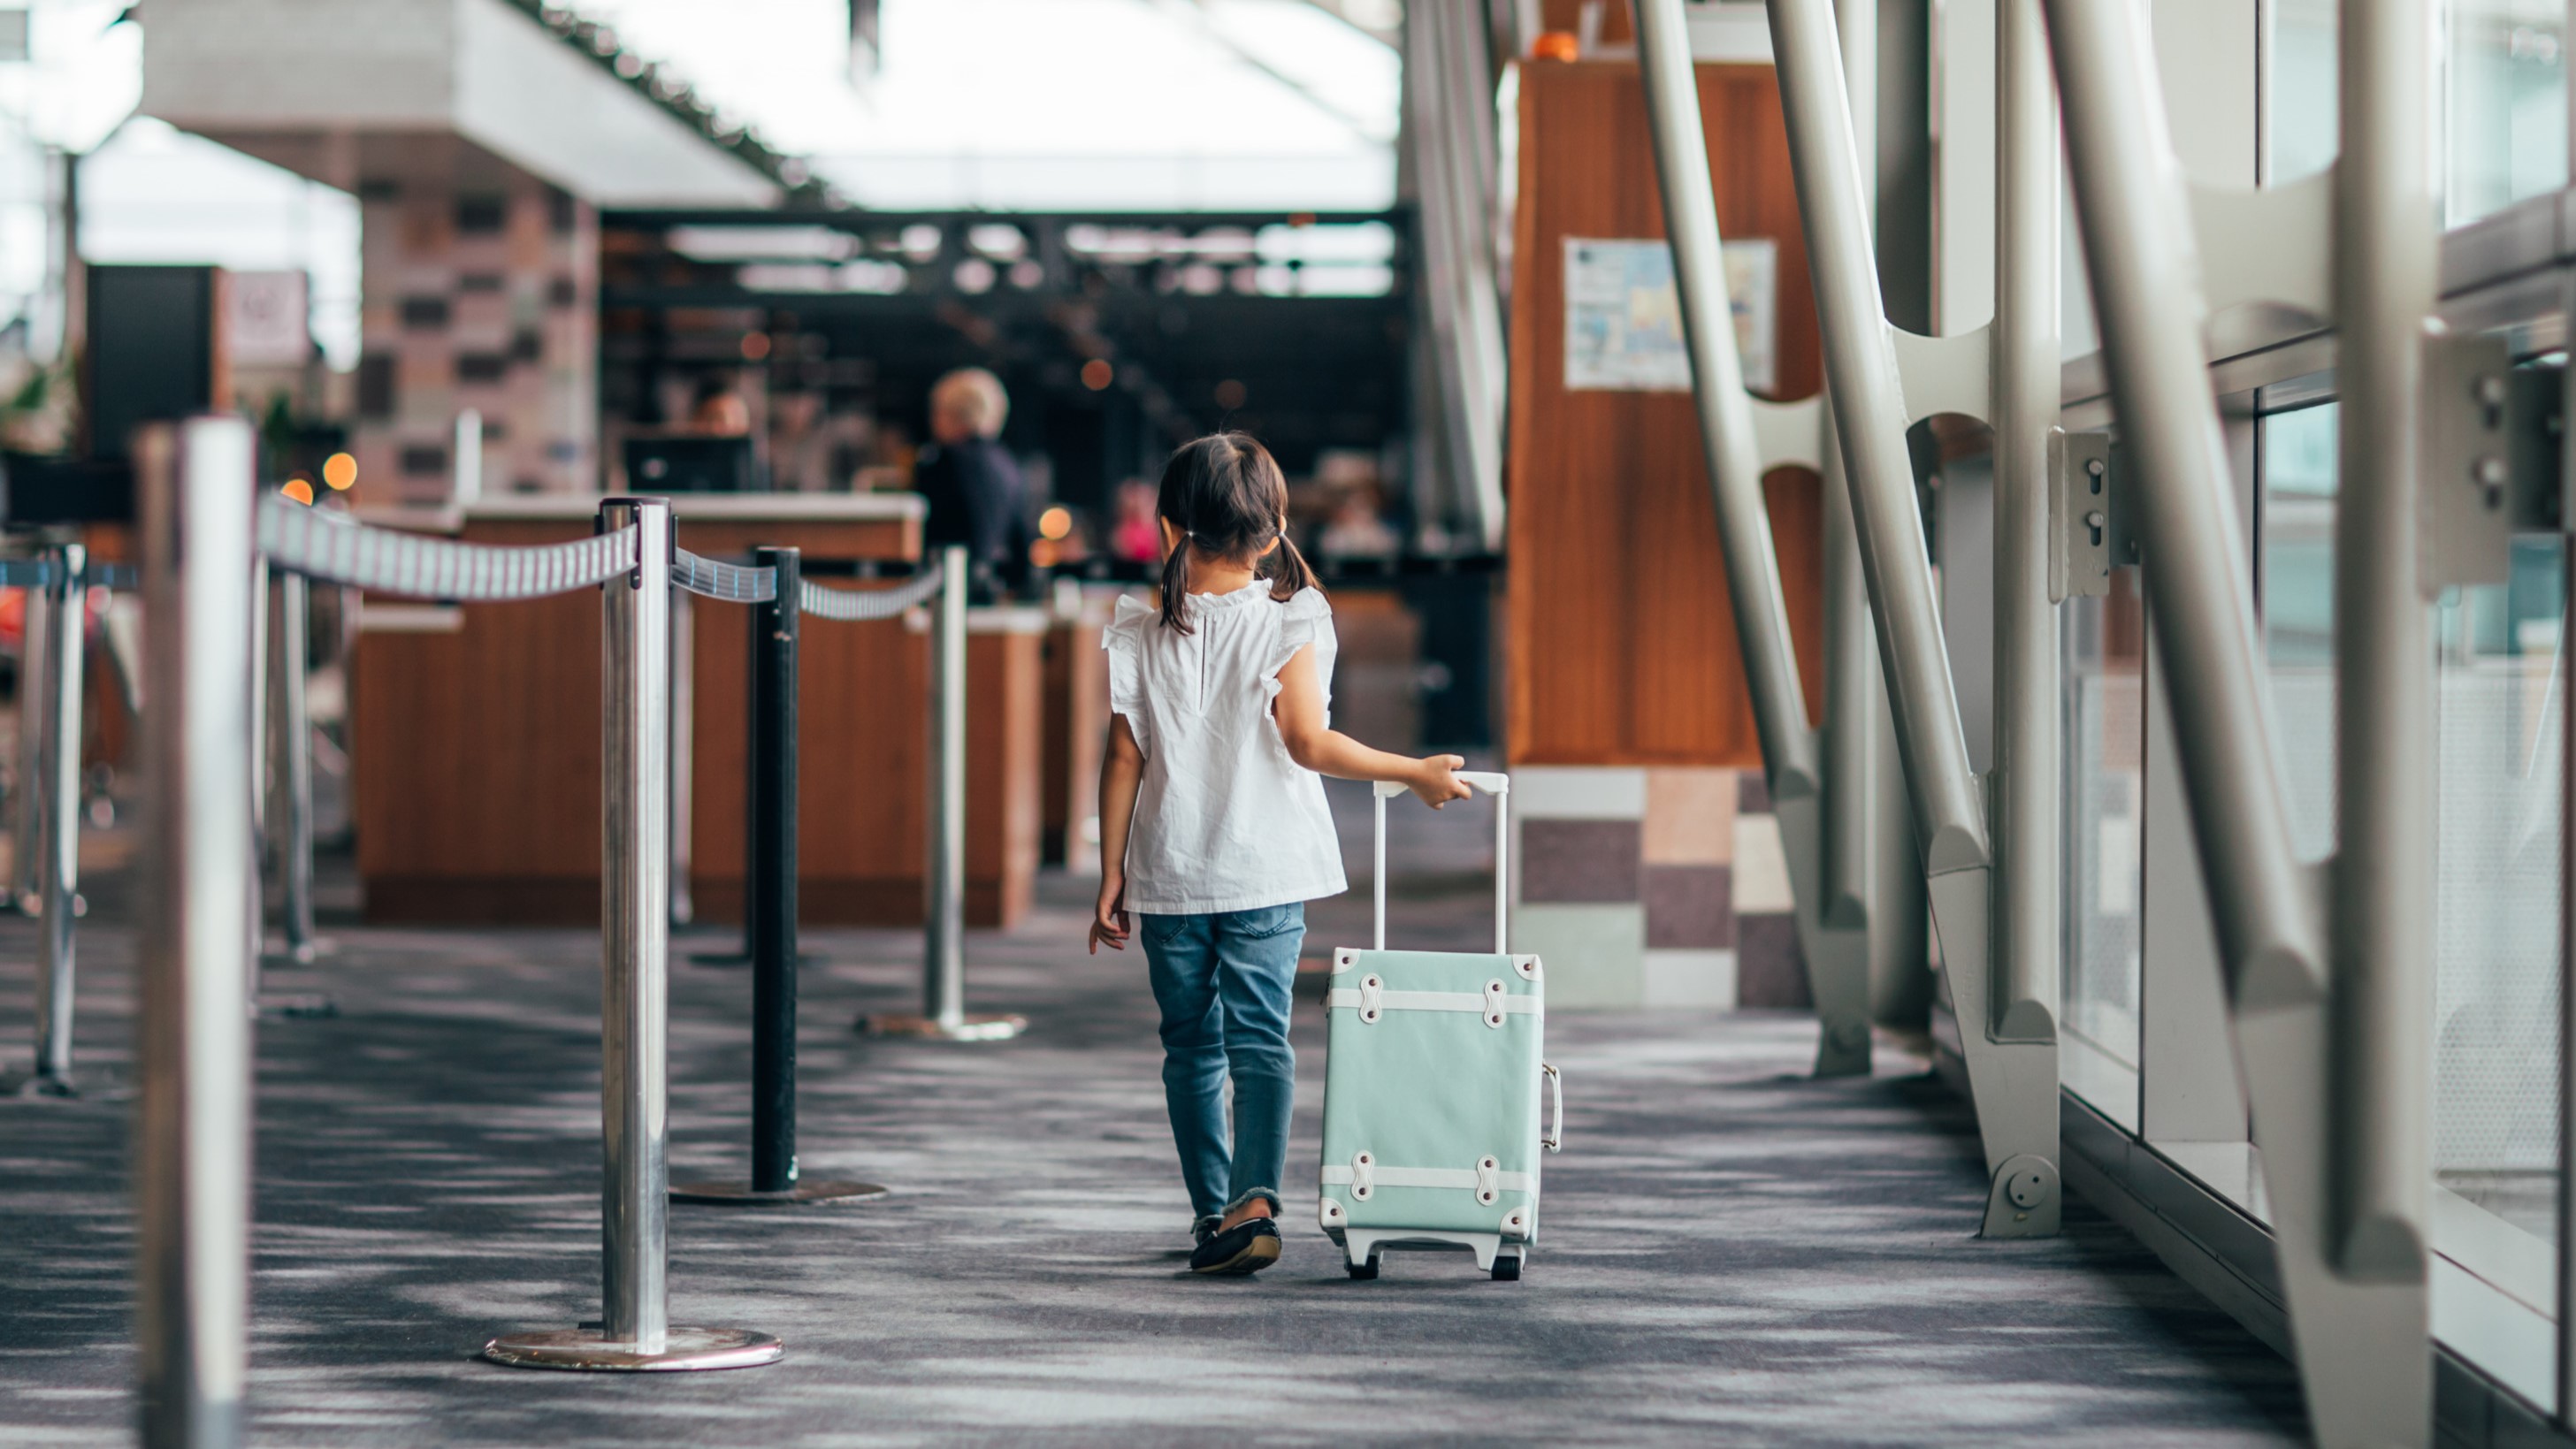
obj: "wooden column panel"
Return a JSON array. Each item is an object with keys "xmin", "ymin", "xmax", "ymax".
[{"xmin": 1506, "ymin": 60, "xmax": 1828, "ymax": 769}]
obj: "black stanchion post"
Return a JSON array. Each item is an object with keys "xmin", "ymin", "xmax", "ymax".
[
  {"xmin": 674, "ymin": 547, "xmax": 884, "ymax": 1207},
  {"xmin": 750, "ymin": 545, "xmax": 798, "ymax": 1191}
]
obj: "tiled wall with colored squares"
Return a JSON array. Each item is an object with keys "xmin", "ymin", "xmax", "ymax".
[
  {"xmin": 1509, "ymin": 765, "xmax": 1808, "ymax": 1010},
  {"xmin": 355, "ymin": 176, "xmax": 599, "ymax": 503}
]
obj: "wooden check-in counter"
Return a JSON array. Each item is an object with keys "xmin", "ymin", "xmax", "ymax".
[{"xmin": 349, "ymin": 493, "xmax": 1044, "ymax": 929}]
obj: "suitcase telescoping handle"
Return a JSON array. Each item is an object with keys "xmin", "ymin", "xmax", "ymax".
[{"xmin": 1371, "ymin": 770, "xmax": 1509, "ymax": 953}]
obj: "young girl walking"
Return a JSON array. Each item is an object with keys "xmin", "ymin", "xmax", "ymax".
[{"xmin": 1089, "ymin": 433, "xmax": 1470, "ymax": 1277}]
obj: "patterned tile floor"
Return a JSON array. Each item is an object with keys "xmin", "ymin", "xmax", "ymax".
[{"xmin": 0, "ymin": 782, "xmax": 2304, "ymax": 1446}]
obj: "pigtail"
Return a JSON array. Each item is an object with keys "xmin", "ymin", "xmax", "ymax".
[
  {"xmin": 1158, "ymin": 528, "xmax": 1196, "ymax": 635},
  {"xmin": 1264, "ymin": 530, "xmax": 1322, "ymax": 604}
]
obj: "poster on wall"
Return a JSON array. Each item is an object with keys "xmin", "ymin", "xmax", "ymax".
[{"xmin": 1563, "ymin": 237, "xmax": 1777, "ymax": 393}]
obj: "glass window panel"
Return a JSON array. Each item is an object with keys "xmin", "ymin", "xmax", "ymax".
[
  {"xmin": 2268, "ymin": 4, "xmax": 2570, "ymax": 227},
  {"xmin": 2259, "ymin": 403, "xmax": 2339, "ymax": 861},
  {"xmin": 2061, "ymin": 570, "xmax": 2146, "ymax": 1107},
  {"xmin": 2431, "ymin": 531, "xmax": 2563, "ymax": 1265},
  {"xmin": 2269, "ymin": 0, "xmax": 2339, "ymax": 183},
  {"xmin": 2446, "ymin": 0, "xmax": 2569, "ymax": 227}
]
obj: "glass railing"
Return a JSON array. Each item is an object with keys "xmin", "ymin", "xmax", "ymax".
[
  {"xmin": 2060, "ymin": 574, "xmax": 2144, "ymax": 1126},
  {"xmin": 2427, "ymin": 524, "xmax": 2564, "ymax": 1408}
]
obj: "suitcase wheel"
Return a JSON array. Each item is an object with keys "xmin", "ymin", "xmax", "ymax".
[
  {"xmin": 1347, "ymin": 1259, "xmax": 1380, "ymax": 1280},
  {"xmin": 1490, "ymin": 1255, "xmax": 1523, "ymax": 1282}
]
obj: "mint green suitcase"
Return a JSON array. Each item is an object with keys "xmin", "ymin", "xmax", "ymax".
[{"xmin": 1319, "ymin": 772, "xmax": 1562, "ymax": 1280}]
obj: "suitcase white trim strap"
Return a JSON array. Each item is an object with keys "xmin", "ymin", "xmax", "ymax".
[{"xmin": 1319, "ymin": 771, "xmax": 1562, "ymax": 1281}]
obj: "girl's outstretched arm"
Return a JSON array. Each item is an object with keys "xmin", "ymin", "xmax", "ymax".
[
  {"xmin": 1273, "ymin": 644, "xmax": 1472, "ymax": 809},
  {"xmin": 1089, "ymin": 713, "xmax": 1144, "ymax": 953}
]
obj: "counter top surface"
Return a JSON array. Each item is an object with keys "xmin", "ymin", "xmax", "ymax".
[{"xmin": 355, "ymin": 492, "xmax": 925, "ymax": 531}]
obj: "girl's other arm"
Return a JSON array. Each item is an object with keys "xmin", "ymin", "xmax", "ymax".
[
  {"xmin": 1089, "ymin": 714, "xmax": 1144, "ymax": 953},
  {"xmin": 1273, "ymin": 644, "xmax": 1472, "ymax": 809}
]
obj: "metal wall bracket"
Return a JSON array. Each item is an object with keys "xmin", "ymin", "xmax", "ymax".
[
  {"xmin": 2419, "ymin": 336, "xmax": 2564, "ymax": 593},
  {"xmin": 2047, "ymin": 428, "xmax": 2136, "ymax": 600}
]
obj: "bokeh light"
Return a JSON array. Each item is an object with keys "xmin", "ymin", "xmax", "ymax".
[
  {"xmin": 322, "ymin": 453, "xmax": 358, "ymax": 490},
  {"xmin": 1038, "ymin": 506, "xmax": 1073, "ymax": 541},
  {"xmin": 280, "ymin": 477, "xmax": 315, "ymax": 506}
]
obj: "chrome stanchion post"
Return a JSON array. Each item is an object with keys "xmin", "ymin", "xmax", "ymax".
[
  {"xmin": 669, "ymin": 584, "xmax": 695, "ymax": 929},
  {"xmin": 929, "ymin": 545, "xmax": 967, "ymax": 1028},
  {"xmin": 269, "ymin": 570, "xmax": 321, "ymax": 964},
  {"xmin": 29, "ymin": 541, "xmax": 86, "ymax": 1094},
  {"xmin": 248, "ymin": 561, "xmax": 331, "ymax": 1018},
  {"xmin": 483, "ymin": 497, "xmax": 781, "ymax": 1372},
  {"xmin": 674, "ymin": 546, "xmax": 885, "ymax": 1206},
  {"xmin": 860, "ymin": 546, "xmax": 1023, "ymax": 1041},
  {"xmin": 13, "ymin": 568, "xmax": 47, "ymax": 913},
  {"xmin": 134, "ymin": 417, "xmax": 257, "ymax": 1449}
]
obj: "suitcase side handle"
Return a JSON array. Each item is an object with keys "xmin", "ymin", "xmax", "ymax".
[
  {"xmin": 1541, "ymin": 1062, "xmax": 1563, "ymax": 1152},
  {"xmin": 1370, "ymin": 772, "xmax": 1509, "ymax": 953}
]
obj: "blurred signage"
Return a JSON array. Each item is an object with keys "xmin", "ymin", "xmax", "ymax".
[
  {"xmin": 1563, "ymin": 237, "xmax": 1776, "ymax": 393},
  {"xmin": 226, "ymin": 271, "xmax": 310, "ymax": 367}
]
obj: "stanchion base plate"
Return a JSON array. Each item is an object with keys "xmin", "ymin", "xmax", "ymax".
[
  {"xmin": 669, "ymin": 1178, "xmax": 890, "ymax": 1206},
  {"xmin": 853, "ymin": 1012, "xmax": 1026, "ymax": 1041},
  {"xmin": 0, "ymin": 1070, "xmax": 80, "ymax": 1100},
  {"xmin": 481, "ymin": 1326, "xmax": 783, "ymax": 1371},
  {"xmin": 254, "ymin": 994, "xmax": 340, "ymax": 1020},
  {"xmin": 263, "ymin": 939, "xmax": 336, "ymax": 965}
]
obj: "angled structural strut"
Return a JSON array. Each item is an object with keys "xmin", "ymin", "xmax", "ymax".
[
  {"xmin": 2043, "ymin": 0, "xmax": 2432, "ymax": 1441},
  {"xmin": 1633, "ymin": 0, "xmax": 1877, "ymax": 1078},
  {"xmin": 1766, "ymin": 0, "xmax": 2060, "ymax": 1235}
]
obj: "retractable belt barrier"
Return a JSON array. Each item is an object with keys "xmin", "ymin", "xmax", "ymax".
[
  {"xmin": 126, "ymin": 474, "xmax": 1015, "ymax": 1436},
  {"xmin": 256, "ymin": 496, "xmax": 640, "ymax": 600},
  {"xmin": 795, "ymin": 567, "xmax": 946, "ymax": 622},
  {"xmin": 126, "ymin": 454, "xmax": 784, "ymax": 1449}
]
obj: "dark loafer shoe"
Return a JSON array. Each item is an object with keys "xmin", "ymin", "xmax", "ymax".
[{"xmin": 1189, "ymin": 1217, "xmax": 1280, "ymax": 1276}]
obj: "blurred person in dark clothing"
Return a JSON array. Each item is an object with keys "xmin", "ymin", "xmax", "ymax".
[{"xmin": 917, "ymin": 367, "xmax": 1030, "ymax": 599}]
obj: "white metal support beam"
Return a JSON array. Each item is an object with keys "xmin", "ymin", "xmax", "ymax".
[
  {"xmin": 2042, "ymin": 0, "xmax": 2435, "ymax": 1439},
  {"xmin": 1765, "ymin": 0, "xmax": 2063, "ymax": 1237},
  {"xmin": 1637, "ymin": 0, "xmax": 1887, "ymax": 1080}
]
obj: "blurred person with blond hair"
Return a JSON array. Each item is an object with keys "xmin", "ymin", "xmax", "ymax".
[{"xmin": 916, "ymin": 366, "xmax": 1031, "ymax": 599}]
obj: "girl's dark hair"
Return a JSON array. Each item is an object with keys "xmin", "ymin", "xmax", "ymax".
[{"xmin": 1154, "ymin": 432, "xmax": 1321, "ymax": 633}]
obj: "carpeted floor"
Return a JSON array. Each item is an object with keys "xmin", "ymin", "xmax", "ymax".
[{"xmin": 0, "ymin": 783, "xmax": 2305, "ymax": 1446}]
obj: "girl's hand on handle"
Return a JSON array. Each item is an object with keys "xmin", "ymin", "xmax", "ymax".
[
  {"xmin": 1410, "ymin": 753, "xmax": 1473, "ymax": 810},
  {"xmin": 1089, "ymin": 872, "xmax": 1131, "ymax": 954}
]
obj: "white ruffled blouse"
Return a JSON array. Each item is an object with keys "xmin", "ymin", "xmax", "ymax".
[{"xmin": 1105, "ymin": 582, "xmax": 1349, "ymax": 915}]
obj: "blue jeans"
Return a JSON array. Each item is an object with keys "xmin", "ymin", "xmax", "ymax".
[{"xmin": 1140, "ymin": 903, "xmax": 1304, "ymax": 1225}]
